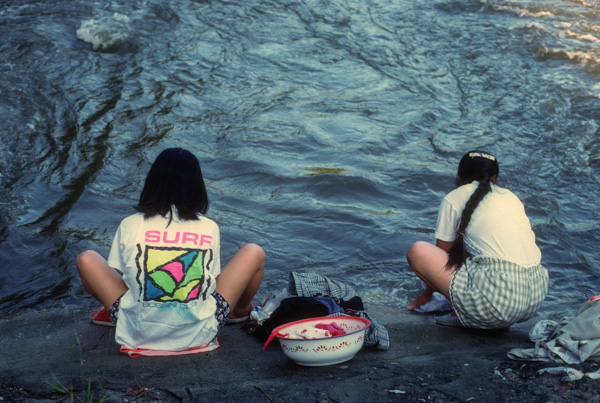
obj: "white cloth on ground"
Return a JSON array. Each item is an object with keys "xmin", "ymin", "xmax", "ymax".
[
  {"xmin": 507, "ymin": 298, "xmax": 600, "ymax": 364},
  {"xmin": 413, "ymin": 292, "xmax": 453, "ymax": 313}
]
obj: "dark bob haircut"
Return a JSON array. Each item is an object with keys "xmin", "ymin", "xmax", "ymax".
[{"xmin": 135, "ymin": 148, "xmax": 209, "ymax": 221}]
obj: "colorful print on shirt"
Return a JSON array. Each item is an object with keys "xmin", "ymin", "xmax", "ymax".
[{"xmin": 136, "ymin": 245, "xmax": 213, "ymax": 303}]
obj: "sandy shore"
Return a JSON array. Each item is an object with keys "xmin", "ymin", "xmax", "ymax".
[{"xmin": 1, "ymin": 304, "xmax": 598, "ymax": 402}]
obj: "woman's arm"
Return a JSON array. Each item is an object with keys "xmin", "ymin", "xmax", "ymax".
[{"xmin": 436, "ymin": 239, "xmax": 453, "ymax": 253}]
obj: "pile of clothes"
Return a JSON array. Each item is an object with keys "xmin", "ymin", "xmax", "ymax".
[
  {"xmin": 243, "ymin": 271, "xmax": 389, "ymax": 350},
  {"xmin": 508, "ymin": 296, "xmax": 600, "ymax": 364},
  {"xmin": 507, "ymin": 295, "xmax": 600, "ymax": 381}
]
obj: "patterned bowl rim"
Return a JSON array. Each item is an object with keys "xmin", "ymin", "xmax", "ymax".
[{"xmin": 272, "ymin": 316, "xmax": 371, "ymax": 341}]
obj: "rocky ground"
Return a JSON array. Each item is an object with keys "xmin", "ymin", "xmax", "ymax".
[{"xmin": 1, "ymin": 304, "xmax": 599, "ymax": 402}]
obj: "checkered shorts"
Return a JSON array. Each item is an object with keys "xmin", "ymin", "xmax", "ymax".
[{"xmin": 449, "ymin": 256, "xmax": 549, "ymax": 329}]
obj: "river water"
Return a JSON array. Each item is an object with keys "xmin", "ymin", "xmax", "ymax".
[{"xmin": 1, "ymin": 0, "xmax": 599, "ymax": 320}]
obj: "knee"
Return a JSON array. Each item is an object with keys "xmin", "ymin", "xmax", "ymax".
[
  {"xmin": 76, "ymin": 250, "xmax": 100, "ymax": 272},
  {"xmin": 406, "ymin": 241, "xmax": 428, "ymax": 265},
  {"xmin": 240, "ymin": 243, "xmax": 266, "ymax": 266}
]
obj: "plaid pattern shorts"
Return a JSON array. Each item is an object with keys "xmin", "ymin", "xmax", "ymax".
[{"xmin": 449, "ymin": 256, "xmax": 549, "ymax": 329}]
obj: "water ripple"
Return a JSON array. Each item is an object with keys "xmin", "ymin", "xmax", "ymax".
[{"xmin": 0, "ymin": 0, "xmax": 599, "ymax": 315}]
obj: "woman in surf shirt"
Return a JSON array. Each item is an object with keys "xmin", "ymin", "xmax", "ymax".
[{"xmin": 76, "ymin": 147, "xmax": 265, "ymax": 354}]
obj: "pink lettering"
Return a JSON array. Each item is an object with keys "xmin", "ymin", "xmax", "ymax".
[
  {"xmin": 199, "ymin": 234, "xmax": 213, "ymax": 246},
  {"xmin": 145, "ymin": 230, "xmax": 161, "ymax": 243},
  {"xmin": 182, "ymin": 232, "xmax": 199, "ymax": 245},
  {"xmin": 163, "ymin": 231, "xmax": 180, "ymax": 244},
  {"xmin": 144, "ymin": 231, "xmax": 212, "ymax": 246}
]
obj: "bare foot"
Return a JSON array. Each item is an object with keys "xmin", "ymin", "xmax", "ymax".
[
  {"xmin": 407, "ymin": 288, "xmax": 434, "ymax": 310},
  {"xmin": 231, "ymin": 301, "xmax": 255, "ymax": 319}
]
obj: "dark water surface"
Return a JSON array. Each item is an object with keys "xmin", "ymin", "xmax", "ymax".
[{"xmin": 1, "ymin": 0, "xmax": 599, "ymax": 319}]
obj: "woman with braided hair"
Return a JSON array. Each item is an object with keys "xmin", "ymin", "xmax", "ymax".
[{"xmin": 406, "ymin": 151, "xmax": 548, "ymax": 329}]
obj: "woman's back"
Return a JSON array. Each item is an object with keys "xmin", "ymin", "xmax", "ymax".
[
  {"xmin": 108, "ymin": 211, "xmax": 222, "ymax": 351},
  {"xmin": 449, "ymin": 183, "xmax": 541, "ymax": 267}
]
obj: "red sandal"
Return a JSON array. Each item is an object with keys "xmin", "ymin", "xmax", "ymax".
[{"xmin": 90, "ymin": 307, "xmax": 115, "ymax": 327}]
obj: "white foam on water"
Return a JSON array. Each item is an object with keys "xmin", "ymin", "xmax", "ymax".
[
  {"xmin": 566, "ymin": 30, "xmax": 599, "ymax": 42},
  {"xmin": 489, "ymin": 0, "xmax": 600, "ymax": 74},
  {"xmin": 580, "ymin": 0, "xmax": 599, "ymax": 9},
  {"xmin": 492, "ymin": 3, "xmax": 554, "ymax": 19},
  {"xmin": 76, "ymin": 12, "xmax": 135, "ymax": 51}
]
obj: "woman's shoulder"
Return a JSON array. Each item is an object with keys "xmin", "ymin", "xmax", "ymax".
[
  {"xmin": 120, "ymin": 212, "xmax": 145, "ymax": 225},
  {"xmin": 112, "ymin": 213, "xmax": 146, "ymax": 238},
  {"xmin": 197, "ymin": 215, "xmax": 218, "ymax": 229},
  {"xmin": 490, "ymin": 184, "xmax": 521, "ymax": 200},
  {"xmin": 445, "ymin": 182, "xmax": 477, "ymax": 202},
  {"xmin": 448, "ymin": 182, "xmax": 520, "ymax": 200}
]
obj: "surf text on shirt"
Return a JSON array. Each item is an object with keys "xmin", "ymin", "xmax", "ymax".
[{"xmin": 144, "ymin": 230, "xmax": 213, "ymax": 246}]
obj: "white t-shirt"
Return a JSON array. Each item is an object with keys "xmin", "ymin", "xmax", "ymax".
[
  {"xmin": 107, "ymin": 211, "xmax": 221, "ymax": 351},
  {"xmin": 435, "ymin": 182, "xmax": 541, "ymax": 268}
]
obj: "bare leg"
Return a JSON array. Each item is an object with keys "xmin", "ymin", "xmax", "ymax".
[
  {"xmin": 76, "ymin": 250, "xmax": 128, "ymax": 310},
  {"xmin": 406, "ymin": 241, "xmax": 455, "ymax": 310},
  {"xmin": 215, "ymin": 243, "xmax": 265, "ymax": 318}
]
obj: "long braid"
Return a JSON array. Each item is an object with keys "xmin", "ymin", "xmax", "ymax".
[{"xmin": 445, "ymin": 151, "xmax": 498, "ymax": 270}]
